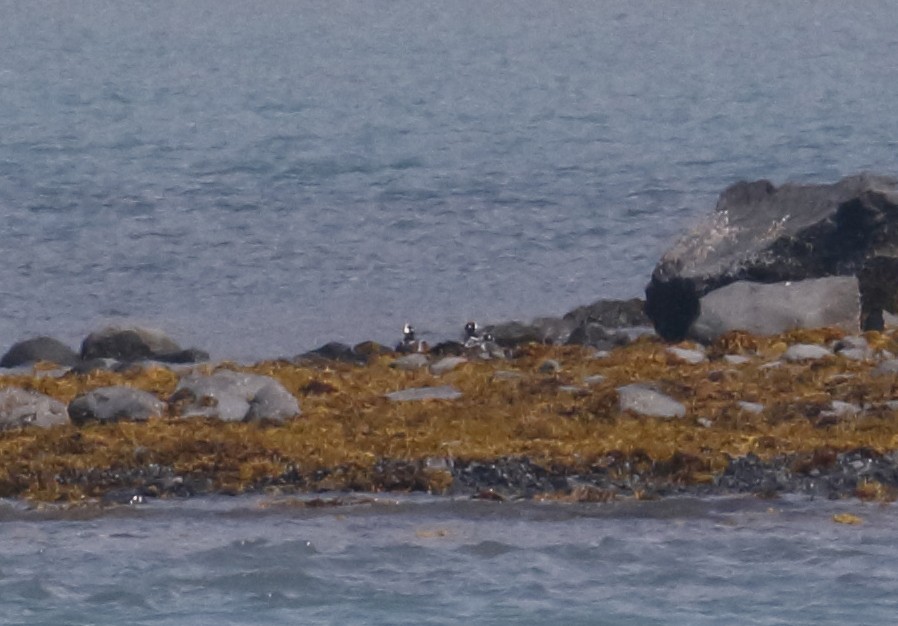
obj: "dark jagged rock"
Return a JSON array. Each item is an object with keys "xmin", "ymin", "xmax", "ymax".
[
  {"xmin": 646, "ymin": 174, "xmax": 898, "ymax": 341},
  {"xmin": 562, "ymin": 297, "xmax": 650, "ymax": 329},
  {"xmin": 564, "ymin": 323, "xmax": 632, "ymax": 349},
  {"xmin": 484, "ymin": 317, "xmax": 575, "ymax": 347},
  {"xmin": 154, "ymin": 347, "xmax": 210, "ymax": 364},
  {"xmin": 0, "ymin": 336, "xmax": 79, "ymax": 368},
  {"xmin": 296, "ymin": 341, "xmax": 371, "ymax": 365}
]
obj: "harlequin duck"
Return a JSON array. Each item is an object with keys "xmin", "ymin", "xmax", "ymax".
[{"xmin": 396, "ymin": 323, "xmax": 428, "ymax": 353}]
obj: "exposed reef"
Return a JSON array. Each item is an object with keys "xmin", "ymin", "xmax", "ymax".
[{"xmin": 3, "ymin": 325, "xmax": 898, "ymax": 504}]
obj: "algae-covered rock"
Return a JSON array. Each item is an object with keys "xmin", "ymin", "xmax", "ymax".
[
  {"xmin": 68, "ymin": 386, "xmax": 165, "ymax": 426},
  {"xmin": 171, "ymin": 370, "xmax": 300, "ymax": 422},
  {"xmin": 0, "ymin": 388, "xmax": 69, "ymax": 429},
  {"xmin": 0, "ymin": 336, "xmax": 79, "ymax": 368}
]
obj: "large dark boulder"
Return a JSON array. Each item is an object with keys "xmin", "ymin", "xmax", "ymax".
[
  {"xmin": 646, "ymin": 174, "xmax": 898, "ymax": 341},
  {"xmin": 0, "ymin": 336, "xmax": 79, "ymax": 368},
  {"xmin": 80, "ymin": 326, "xmax": 208, "ymax": 363}
]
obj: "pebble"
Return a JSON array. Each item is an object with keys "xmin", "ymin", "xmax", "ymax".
[
  {"xmin": 583, "ymin": 374, "xmax": 606, "ymax": 385},
  {"xmin": 386, "ymin": 385, "xmax": 462, "ymax": 402},
  {"xmin": 616, "ymin": 384, "xmax": 686, "ymax": 419},
  {"xmin": 838, "ymin": 348, "xmax": 872, "ymax": 361},
  {"xmin": 723, "ymin": 354, "xmax": 752, "ymax": 365},
  {"xmin": 875, "ymin": 359, "xmax": 898, "ymax": 375},
  {"xmin": 492, "ymin": 370, "xmax": 524, "ymax": 381},
  {"xmin": 538, "ymin": 359, "xmax": 561, "ymax": 374},
  {"xmin": 828, "ymin": 401, "xmax": 861, "ymax": 417},
  {"xmin": 782, "ymin": 344, "xmax": 832, "ymax": 362},
  {"xmin": 667, "ymin": 346, "xmax": 706, "ymax": 364},
  {"xmin": 737, "ymin": 401, "xmax": 764, "ymax": 414}
]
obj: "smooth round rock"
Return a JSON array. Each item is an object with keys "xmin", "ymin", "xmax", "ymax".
[
  {"xmin": 69, "ymin": 386, "xmax": 165, "ymax": 426},
  {"xmin": 0, "ymin": 337, "xmax": 79, "ymax": 368},
  {"xmin": 0, "ymin": 388, "xmax": 69, "ymax": 429},
  {"xmin": 81, "ymin": 326, "xmax": 182, "ymax": 362},
  {"xmin": 172, "ymin": 371, "xmax": 300, "ymax": 422},
  {"xmin": 782, "ymin": 344, "xmax": 832, "ymax": 362}
]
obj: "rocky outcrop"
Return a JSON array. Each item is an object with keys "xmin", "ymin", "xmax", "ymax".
[
  {"xmin": 646, "ymin": 174, "xmax": 898, "ymax": 341},
  {"xmin": 0, "ymin": 336, "xmax": 80, "ymax": 368},
  {"xmin": 0, "ymin": 388, "xmax": 69, "ymax": 429},
  {"xmin": 80, "ymin": 326, "xmax": 209, "ymax": 363},
  {"xmin": 68, "ymin": 386, "xmax": 166, "ymax": 426}
]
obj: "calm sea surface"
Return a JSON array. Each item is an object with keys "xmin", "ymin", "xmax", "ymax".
[
  {"xmin": 3, "ymin": 2, "xmax": 898, "ymax": 623},
  {"xmin": 2, "ymin": 1, "xmax": 898, "ymax": 359}
]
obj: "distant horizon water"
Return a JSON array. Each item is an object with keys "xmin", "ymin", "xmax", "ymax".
[{"xmin": 2, "ymin": 1, "xmax": 897, "ymax": 361}]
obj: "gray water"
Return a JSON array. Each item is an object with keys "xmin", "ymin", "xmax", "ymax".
[
  {"xmin": 4, "ymin": 3, "xmax": 898, "ymax": 622},
  {"xmin": 2, "ymin": 495, "xmax": 897, "ymax": 625},
  {"xmin": 2, "ymin": 1, "xmax": 898, "ymax": 359}
]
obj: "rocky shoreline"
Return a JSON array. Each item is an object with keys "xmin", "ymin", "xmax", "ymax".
[
  {"xmin": 2, "ymin": 319, "xmax": 898, "ymax": 505},
  {"xmin": 8, "ymin": 172, "xmax": 898, "ymax": 505}
]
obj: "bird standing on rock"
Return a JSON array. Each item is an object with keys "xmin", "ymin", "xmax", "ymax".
[
  {"xmin": 463, "ymin": 321, "xmax": 506, "ymax": 359},
  {"xmin": 396, "ymin": 323, "xmax": 427, "ymax": 353},
  {"xmin": 463, "ymin": 321, "xmax": 482, "ymax": 348}
]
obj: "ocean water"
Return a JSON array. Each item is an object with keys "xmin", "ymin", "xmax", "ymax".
[
  {"xmin": 2, "ymin": 495, "xmax": 897, "ymax": 626},
  {"xmin": 4, "ymin": 3, "xmax": 898, "ymax": 623},
  {"xmin": 2, "ymin": 1, "xmax": 898, "ymax": 360}
]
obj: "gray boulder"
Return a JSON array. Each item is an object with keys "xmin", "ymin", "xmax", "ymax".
[
  {"xmin": 170, "ymin": 370, "xmax": 300, "ymax": 423},
  {"xmin": 68, "ymin": 386, "xmax": 165, "ymax": 426},
  {"xmin": 80, "ymin": 326, "xmax": 207, "ymax": 363},
  {"xmin": 0, "ymin": 388, "xmax": 69, "ymax": 429},
  {"xmin": 0, "ymin": 336, "xmax": 79, "ymax": 368},
  {"xmin": 689, "ymin": 277, "xmax": 860, "ymax": 342},
  {"xmin": 646, "ymin": 174, "xmax": 898, "ymax": 341}
]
